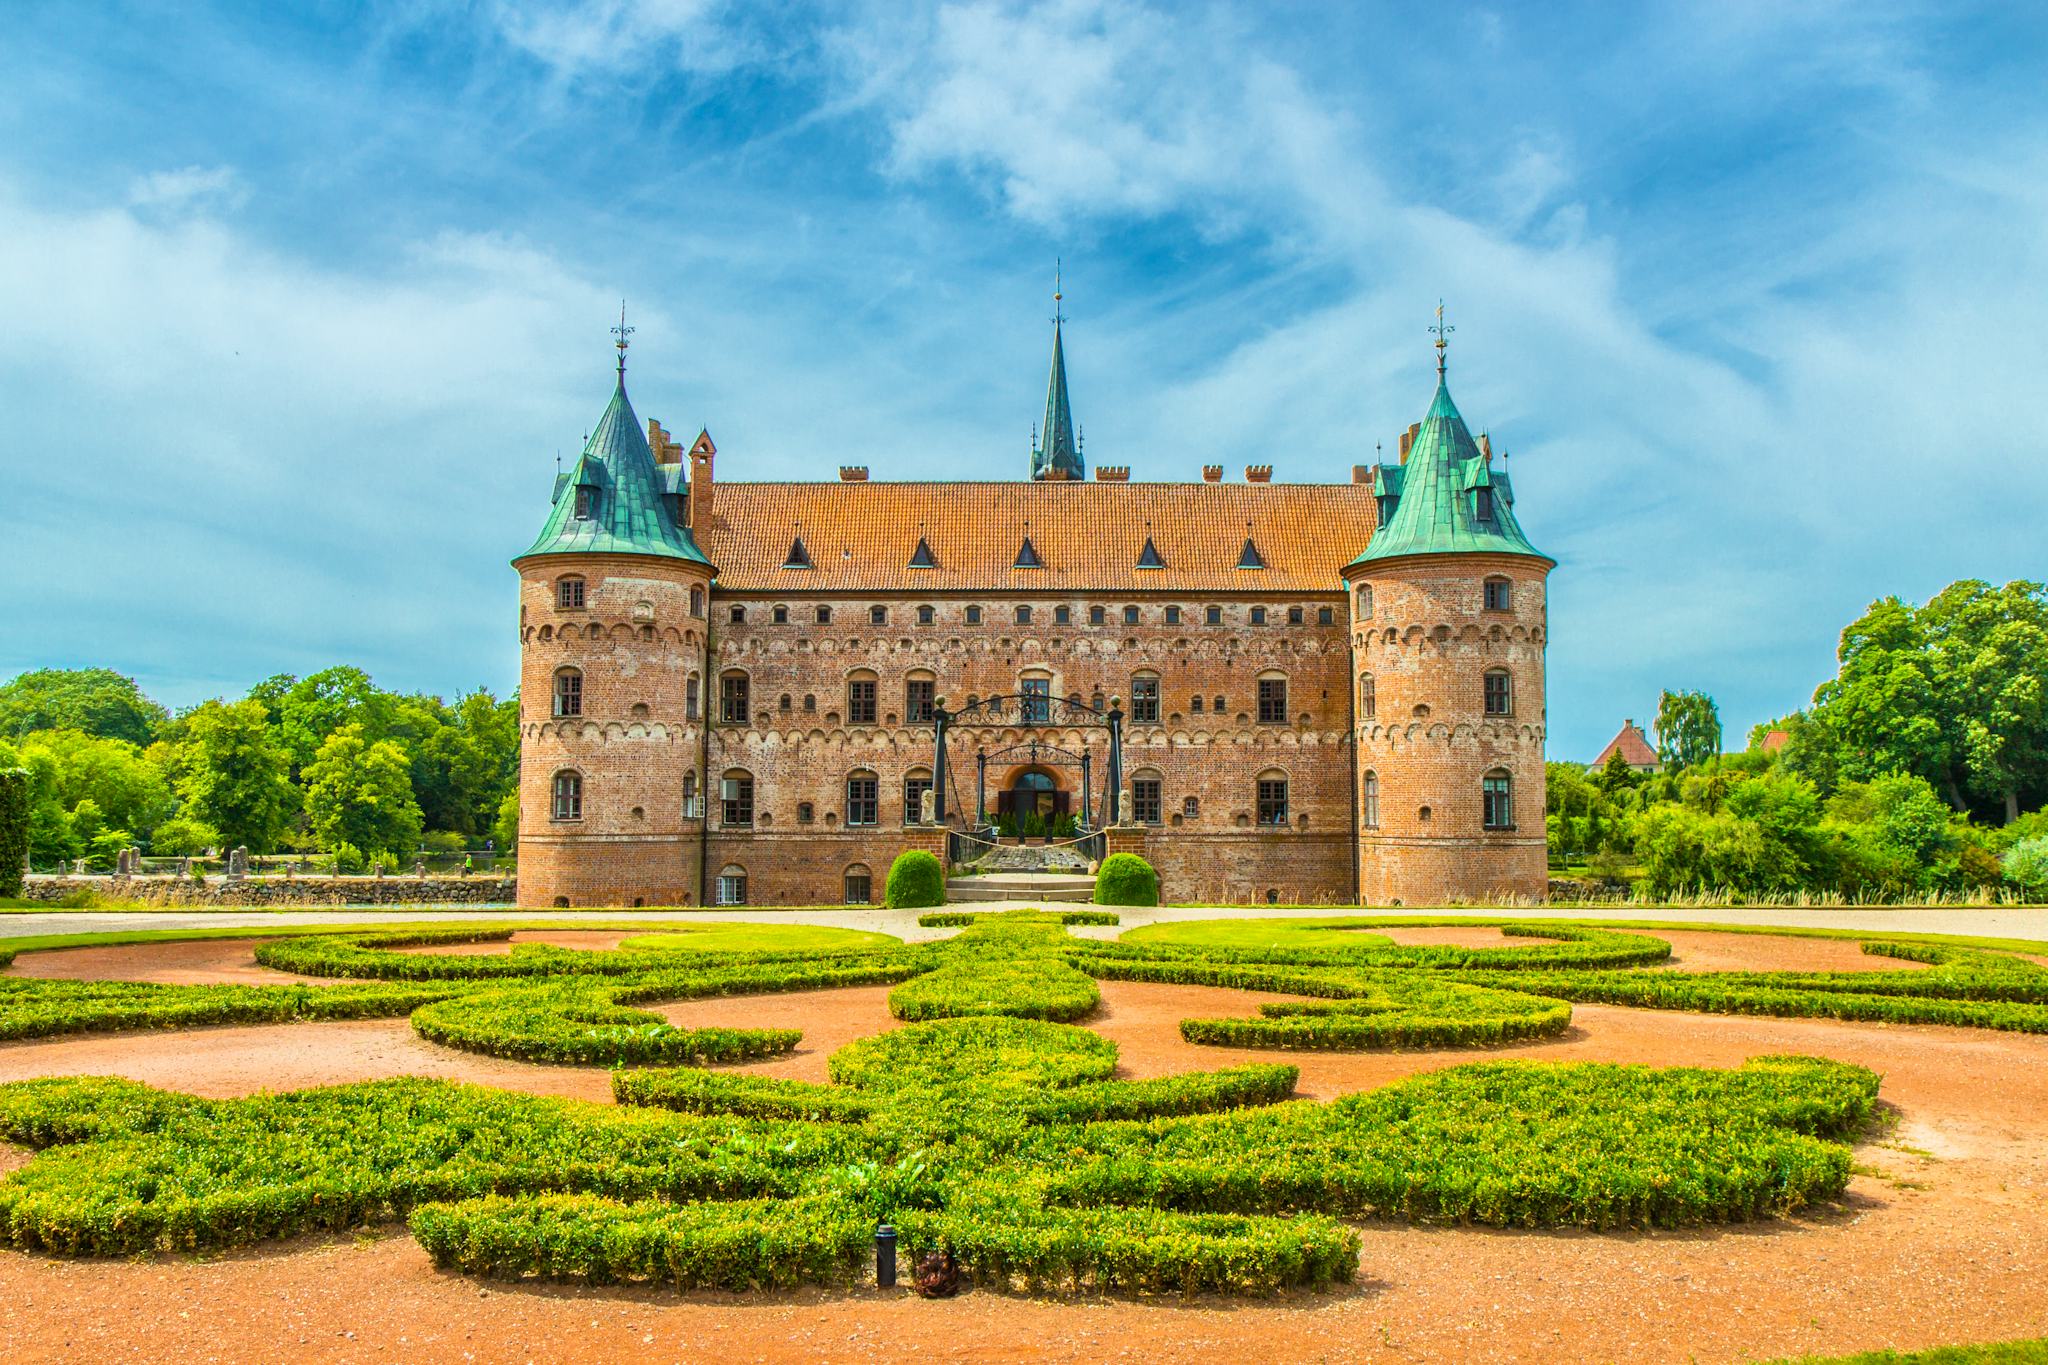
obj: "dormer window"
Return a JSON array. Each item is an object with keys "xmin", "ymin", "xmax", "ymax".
[
  {"xmin": 1474, "ymin": 487, "xmax": 1496, "ymax": 523},
  {"xmin": 908, "ymin": 537, "xmax": 936, "ymax": 569},
  {"xmin": 1015, "ymin": 537, "xmax": 1042, "ymax": 568},
  {"xmin": 783, "ymin": 537, "xmax": 812, "ymax": 569},
  {"xmin": 1137, "ymin": 537, "xmax": 1164, "ymax": 570},
  {"xmin": 1237, "ymin": 538, "xmax": 1266, "ymax": 570},
  {"xmin": 573, "ymin": 487, "xmax": 595, "ymax": 520}
]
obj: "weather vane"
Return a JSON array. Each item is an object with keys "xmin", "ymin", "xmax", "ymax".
[
  {"xmin": 1053, "ymin": 259, "xmax": 1064, "ymax": 325},
  {"xmin": 612, "ymin": 300, "xmax": 634, "ymax": 378},
  {"xmin": 1430, "ymin": 299, "xmax": 1453, "ymax": 376}
]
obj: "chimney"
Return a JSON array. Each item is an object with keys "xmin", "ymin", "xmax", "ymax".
[
  {"xmin": 1202, "ymin": 465, "xmax": 1223, "ymax": 483},
  {"xmin": 1095, "ymin": 465, "xmax": 1129, "ymax": 482},
  {"xmin": 1244, "ymin": 465, "xmax": 1272, "ymax": 483},
  {"xmin": 1352, "ymin": 464, "xmax": 1371, "ymax": 484},
  {"xmin": 1398, "ymin": 422, "xmax": 1420, "ymax": 462},
  {"xmin": 649, "ymin": 419, "xmax": 681, "ymax": 465},
  {"xmin": 838, "ymin": 466, "xmax": 869, "ymax": 482},
  {"xmin": 688, "ymin": 429, "xmax": 716, "ymax": 528}
]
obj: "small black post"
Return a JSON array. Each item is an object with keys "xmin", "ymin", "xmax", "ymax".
[
  {"xmin": 875, "ymin": 1223, "xmax": 898, "ymax": 1288},
  {"xmin": 931, "ymin": 706, "xmax": 949, "ymax": 823}
]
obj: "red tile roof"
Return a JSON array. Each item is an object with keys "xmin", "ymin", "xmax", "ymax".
[
  {"xmin": 1593, "ymin": 721, "xmax": 1660, "ymax": 768},
  {"xmin": 693, "ymin": 480, "xmax": 1379, "ymax": 593}
]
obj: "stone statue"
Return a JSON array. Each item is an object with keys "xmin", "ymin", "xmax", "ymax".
[
  {"xmin": 1118, "ymin": 785, "xmax": 1134, "ymax": 827},
  {"xmin": 177, "ymin": 858, "xmax": 191, "ymax": 878},
  {"xmin": 919, "ymin": 787, "xmax": 936, "ymax": 825},
  {"xmin": 113, "ymin": 849, "xmax": 130, "ymax": 877},
  {"xmin": 413, "ymin": 860, "xmax": 427, "ymax": 879},
  {"xmin": 72, "ymin": 858, "xmax": 88, "ymax": 876},
  {"xmin": 227, "ymin": 847, "xmax": 249, "ymax": 881}
]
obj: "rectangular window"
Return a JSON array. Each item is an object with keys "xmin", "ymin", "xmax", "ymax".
[
  {"xmin": 846, "ymin": 776, "xmax": 878, "ymax": 826},
  {"xmin": 917, "ymin": 605, "xmax": 935, "ymax": 625},
  {"xmin": 720, "ymin": 776, "xmax": 754, "ymax": 827},
  {"xmin": 1362, "ymin": 775, "xmax": 1380, "ymax": 828},
  {"xmin": 682, "ymin": 772, "xmax": 699, "ymax": 820},
  {"xmin": 1257, "ymin": 779, "xmax": 1289, "ymax": 826},
  {"xmin": 720, "ymin": 674, "xmax": 749, "ymax": 724},
  {"xmin": 1123, "ymin": 605, "xmax": 1140, "ymax": 625},
  {"xmin": 797, "ymin": 801, "xmax": 814, "ymax": 824},
  {"xmin": 1360, "ymin": 675, "xmax": 1376, "ymax": 719},
  {"xmin": 1485, "ymin": 579, "xmax": 1513, "ymax": 611},
  {"xmin": 556, "ymin": 578, "xmax": 585, "ymax": 609},
  {"xmin": 573, "ymin": 487, "xmax": 594, "ymax": 520},
  {"xmin": 906, "ymin": 679, "xmax": 935, "ymax": 724},
  {"xmin": 1257, "ymin": 677, "xmax": 1287, "ymax": 724},
  {"xmin": 553, "ymin": 672, "xmax": 581, "ymax": 717},
  {"xmin": 729, "ymin": 605, "xmax": 746, "ymax": 624},
  {"xmin": 903, "ymin": 775, "xmax": 932, "ymax": 822},
  {"xmin": 1205, "ymin": 605, "xmax": 1222, "ymax": 625},
  {"xmin": 1132, "ymin": 778, "xmax": 1162, "ymax": 824},
  {"xmin": 1131, "ymin": 676, "xmax": 1160, "ymax": 723},
  {"xmin": 1191, "ymin": 695, "xmax": 1204, "ymax": 713},
  {"xmin": 816, "ymin": 606, "xmax": 832, "ymax": 625},
  {"xmin": 1020, "ymin": 676, "xmax": 1051, "ymax": 724},
  {"xmin": 1250, "ymin": 607, "xmax": 1267, "ymax": 626},
  {"xmin": 1483, "ymin": 775, "xmax": 1514, "ymax": 830},
  {"xmin": 1089, "ymin": 605, "xmax": 1106, "ymax": 626},
  {"xmin": 1317, "ymin": 606, "xmax": 1334, "ymax": 626},
  {"xmin": 1183, "ymin": 795, "xmax": 1199, "ymax": 818},
  {"xmin": 773, "ymin": 605, "xmax": 788, "ymax": 624},
  {"xmin": 685, "ymin": 676, "xmax": 700, "ymax": 719},
  {"xmin": 1485, "ymin": 672, "xmax": 1512, "ymax": 716},
  {"xmin": 1016, "ymin": 604, "xmax": 1032, "ymax": 625},
  {"xmin": 848, "ymin": 679, "xmax": 877, "ymax": 725},
  {"xmin": 1164, "ymin": 605, "xmax": 1181, "ymax": 625},
  {"xmin": 1287, "ymin": 606, "xmax": 1304, "ymax": 626},
  {"xmin": 870, "ymin": 605, "xmax": 887, "ymax": 625},
  {"xmin": 1054, "ymin": 605, "xmax": 1071, "ymax": 625},
  {"xmin": 843, "ymin": 872, "xmax": 872, "ymax": 905},
  {"xmin": 1475, "ymin": 488, "xmax": 1495, "ymax": 522},
  {"xmin": 551, "ymin": 774, "xmax": 581, "ymax": 821},
  {"xmin": 966, "ymin": 605, "xmax": 982, "ymax": 625},
  {"xmin": 716, "ymin": 873, "xmax": 747, "ymax": 905}
]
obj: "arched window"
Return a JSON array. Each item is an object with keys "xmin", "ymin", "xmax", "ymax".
[
  {"xmin": 903, "ymin": 767, "xmax": 933, "ymax": 822},
  {"xmin": 847, "ymin": 670, "xmax": 878, "ymax": 725},
  {"xmin": 720, "ymin": 770, "xmax": 754, "ymax": 827},
  {"xmin": 1130, "ymin": 671, "xmax": 1160, "ymax": 723},
  {"xmin": 905, "ymin": 672, "xmax": 936, "ymax": 724},
  {"xmin": 1482, "ymin": 769, "xmax": 1514, "ymax": 830},
  {"xmin": 779, "ymin": 693, "xmax": 793, "ymax": 712},
  {"xmin": 552, "ymin": 668, "xmax": 583, "ymax": 717},
  {"xmin": 1355, "ymin": 584, "xmax": 1373, "ymax": 617},
  {"xmin": 846, "ymin": 769, "xmax": 879, "ymax": 826},
  {"xmin": 1255, "ymin": 770, "xmax": 1289, "ymax": 826},
  {"xmin": 715, "ymin": 864, "xmax": 747, "ymax": 906},
  {"xmin": 1483, "ymin": 577, "xmax": 1512, "ymax": 612},
  {"xmin": 555, "ymin": 576, "xmax": 585, "ymax": 609},
  {"xmin": 684, "ymin": 673, "xmax": 700, "ymax": 720},
  {"xmin": 1359, "ymin": 672, "xmax": 1376, "ymax": 719},
  {"xmin": 550, "ymin": 770, "xmax": 582, "ymax": 821},
  {"xmin": 843, "ymin": 864, "xmax": 873, "ymax": 905},
  {"xmin": 1256, "ymin": 672, "xmax": 1288, "ymax": 724},
  {"xmin": 1130, "ymin": 768, "xmax": 1164, "ymax": 825},
  {"xmin": 1361, "ymin": 771, "xmax": 1380, "ymax": 828},
  {"xmin": 1191, "ymin": 695, "xmax": 1204, "ymax": 714},
  {"xmin": 1015, "ymin": 604, "xmax": 1032, "ymax": 625},
  {"xmin": 1484, "ymin": 668, "xmax": 1513, "ymax": 716},
  {"xmin": 917, "ymin": 604, "xmax": 935, "ymax": 626},
  {"xmin": 719, "ymin": 671, "xmax": 750, "ymax": 724},
  {"xmin": 682, "ymin": 770, "xmax": 699, "ymax": 819}
]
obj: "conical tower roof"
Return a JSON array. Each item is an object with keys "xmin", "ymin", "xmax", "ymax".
[
  {"xmin": 1348, "ymin": 375, "xmax": 1549, "ymax": 570},
  {"xmin": 514, "ymin": 376, "xmax": 714, "ymax": 567},
  {"xmin": 1031, "ymin": 318, "xmax": 1083, "ymax": 481}
]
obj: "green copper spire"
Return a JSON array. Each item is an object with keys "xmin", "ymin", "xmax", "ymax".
[
  {"xmin": 513, "ymin": 354, "xmax": 714, "ymax": 568},
  {"xmin": 1031, "ymin": 268, "xmax": 1083, "ymax": 481},
  {"xmin": 1348, "ymin": 337, "xmax": 1550, "ymax": 569}
]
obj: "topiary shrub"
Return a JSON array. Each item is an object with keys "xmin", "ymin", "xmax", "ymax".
[
  {"xmin": 885, "ymin": 849, "xmax": 946, "ymax": 908},
  {"xmin": 1093, "ymin": 852, "xmax": 1159, "ymax": 907},
  {"xmin": 0, "ymin": 769, "xmax": 30, "ymax": 896}
]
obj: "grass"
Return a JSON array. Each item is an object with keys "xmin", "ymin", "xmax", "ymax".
[
  {"xmin": 1774, "ymin": 1342, "xmax": 2048, "ymax": 1364},
  {"xmin": 618, "ymin": 924, "xmax": 897, "ymax": 953}
]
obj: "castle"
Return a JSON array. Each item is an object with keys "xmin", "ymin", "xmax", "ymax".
[{"xmin": 513, "ymin": 306, "xmax": 1552, "ymax": 907}]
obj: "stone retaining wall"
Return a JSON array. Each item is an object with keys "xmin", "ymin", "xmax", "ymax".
[{"xmin": 18, "ymin": 875, "xmax": 518, "ymax": 907}]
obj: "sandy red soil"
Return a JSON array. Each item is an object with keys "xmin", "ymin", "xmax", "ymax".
[{"xmin": 1, "ymin": 932, "xmax": 2044, "ymax": 1363}]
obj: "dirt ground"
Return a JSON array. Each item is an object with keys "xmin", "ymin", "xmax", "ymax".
[{"xmin": 1, "ymin": 932, "xmax": 2044, "ymax": 1363}]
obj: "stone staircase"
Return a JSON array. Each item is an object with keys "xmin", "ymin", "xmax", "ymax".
[{"xmin": 947, "ymin": 841, "xmax": 1098, "ymax": 902}]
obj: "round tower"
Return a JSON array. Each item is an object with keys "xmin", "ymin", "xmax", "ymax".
[
  {"xmin": 512, "ymin": 347, "xmax": 717, "ymax": 907},
  {"xmin": 1344, "ymin": 347, "xmax": 1554, "ymax": 905}
]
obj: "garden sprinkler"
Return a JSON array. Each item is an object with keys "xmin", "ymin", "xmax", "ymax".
[{"xmin": 875, "ymin": 1223, "xmax": 897, "ymax": 1288}]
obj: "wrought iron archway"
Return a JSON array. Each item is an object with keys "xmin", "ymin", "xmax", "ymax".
[{"xmin": 929, "ymin": 692, "xmax": 1125, "ymax": 827}]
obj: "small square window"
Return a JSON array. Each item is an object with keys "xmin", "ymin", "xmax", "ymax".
[
  {"xmin": 1165, "ymin": 605, "xmax": 1181, "ymax": 625},
  {"xmin": 1318, "ymin": 606, "xmax": 1334, "ymax": 625},
  {"xmin": 796, "ymin": 801, "xmax": 814, "ymax": 824},
  {"xmin": 816, "ymin": 606, "xmax": 831, "ymax": 625},
  {"xmin": 1484, "ymin": 579, "xmax": 1513, "ymax": 612},
  {"xmin": 729, "ymin": 605, "xmax": 746, "ymax": 625},
  {"xmin": 1089, "ymin": 605, "xmax": 1106, "ymax": 626},
  {"xmin": 965, "ymin": 605, "xmax": 982, "ymax": 626},
  {"xmin": 1016, "ymin": 605, "xmax": 1032, "ymax": 625},
  {"xmin": 1205, "ymin": 605, "xmax": 1222, "ymax": 626},
  {"xmin": 870, "ymin": 605, "xmax": 887, "ymax": 625},
  {"xmin": 1054, "ymin": 605, "xmax": 1071, "ymax": 625},
  {"xmin": 1123, "ymin": 605, "xmax": 1140, "ymax": 625},
  {"xmin": 1287, "ymin": 606, "xmax": 1304, "ymax": 626},
  {"xmin": 556, "ymin": 578, "xmax": 585, "ymax": 609},
  {"xmin": 772, "ymin": 605, "xmax": 788, "ymax": 624},
  {"xmin": 1250, "ymin": 607, "xmax": 1267, "ymax": 626},
  {"xmin": 917, "ymin": 605, "xmax": 935, "ymax": 625}
]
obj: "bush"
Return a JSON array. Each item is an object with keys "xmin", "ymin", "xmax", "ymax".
[
  {"xmin": 918, "ymin": 910, "xmax": 1119, "ymax": 927},
  {"xmin": 0, "ymin": 768, "xmax": 28, "ymax": 897},
  {"xmin": 329, "ymin": 841, "xmax": 367, "ymax": 875},
  {"xmin": 1093, "ymin": 852, "xmax": 1158, "ymax": 906},
  {"xmin": 0, "ymin": 976, "xmax": 458, "ymax": 1042},
  {"xmin": 884, "ymin": 849, "xmax": 945, "ymax": 908},
  {"xmin": 888, "ymin": 956, "xmax": 1101, "ymax": 1022},
  {"xmin": 2004, "ymin": 836, "xmax": 2048, "ymax": 898},
  {"xmin": 614, "ymin": 1070, "xmax": 877, "ymax": 1124}
]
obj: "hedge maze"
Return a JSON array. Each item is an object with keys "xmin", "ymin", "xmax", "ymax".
[{"xmin": 0, "ymin": 911, "xmax": 2043, "ymax": 1295}]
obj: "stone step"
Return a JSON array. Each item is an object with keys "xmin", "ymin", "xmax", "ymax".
[{"xmin": 945, "ymin": 881, "xmax": 1096, "ymax": 903}]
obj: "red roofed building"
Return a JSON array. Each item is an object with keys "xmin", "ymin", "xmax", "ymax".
[{"xmin": 1592, "ymin": 720, "xmax": 1661, "ymax": 773}]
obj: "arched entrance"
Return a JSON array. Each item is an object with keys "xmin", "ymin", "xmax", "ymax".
[{"xmin": 998, "ymin": 768, "xmax": 1067, "ymax": 820}]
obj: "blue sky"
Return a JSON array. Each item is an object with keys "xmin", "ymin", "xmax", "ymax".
[{"xmin": 3, "ymin": 0, "xmax": 2045, "ymax": 758}]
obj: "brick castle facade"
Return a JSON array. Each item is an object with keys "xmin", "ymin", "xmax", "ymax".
[{"xmin": 513, "ymin": 313, "xmax": 1552, "ymax": 907}]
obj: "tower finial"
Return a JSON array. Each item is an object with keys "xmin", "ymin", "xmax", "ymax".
[
  {"xmin": 612, "ymin": 299, "xmax": 634, "ymax": 380},
  {"xmin": 1430, "ymin": 299, "xmax": 1453, "ymax": 377},
  {"xmin": 1053, "ymin": 258, "xmax": 1064, "ymax": 325}
]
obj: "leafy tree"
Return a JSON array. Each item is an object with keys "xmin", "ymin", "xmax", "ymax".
[
  {"xmin": 1632, "ymin": 773, "xmax": 1826, "ymax": 896},
  {"xmin": 492, "ymin": 788, "xmax": 519, "ymax": 851},
  {"xmin": 1654, "ymin": 690, "xmax": 1722, "ymax": 771},
  {"xmin": 0, "ymin": 767, "xmax": 30, "ymax": 896},
  {"xmin": 2004, "ymin": 836, "xmax": 2048, "ymax": 897},
  {"xmin": 264, "ymin": 667, "xmax": 399, "ymax": 779},
  {"xmin": 0, "ymin": 668, "xmax": 168, "ymax": 745},
  {"xmin": 1825, "ymin": 774, "xmax": 1957, "ymax": 896},
  {"xmin": 147, "ymin": 815, "xmax": 221, "ymax": 857},
  {"xmin": 8, "ymin": 729, "xmax": 172, "ymax": 840},
  {"xmin": 303, "ymin": 723, "xmax": 422, "ymax": 860},
  {"xmin": 174, "ymin": 700, "xmax": 296, "ymax": 852},
  {"xmin": 1594, "ymin": 749, "xmax": 1643, "ymax": 798}
]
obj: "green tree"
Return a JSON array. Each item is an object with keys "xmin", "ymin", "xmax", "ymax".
[
  {"xmin": 1654, "ymin": 690, "xmax": 1722, "ymax": 771},
  {"xmin": 2005, "ymin": 836, "xmax": 2048, "ymax": 897},
  {"xmin": 1824, "ymin": 773, "xmax": 1957, "ymax": 896},
  {"xmin": 174, "ymin": 699, "xmax": 296, "ymax": 852},
  {"xmin": 492, "ymin": 788, "xmax": 519, "ymax": 851},
  {"xmin": 0, "ymin": 767, "xmax": 30, "ymax": 895},
  {"xmin": 303, "ymin": 723, "xmax": 422, "ymax": 860},
  {"xmin": 10, "ymin": 729, "xmax": 172, "ymax": 840},
  {"xmin": 264, "ymin": 667, "xmax": 399, "ymax": 779},
  {"xmin": 0, "ymin": 668, "xmax": 168, "ymax": 744}
]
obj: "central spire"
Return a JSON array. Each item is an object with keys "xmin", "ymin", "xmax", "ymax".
[
  {"xmin": 611, "ymin": 300, "xmax": 634, "ymax": 383},
  {"xmin": 1031, "ymin": 264, "xmax": 1083, "ymax": 481}
]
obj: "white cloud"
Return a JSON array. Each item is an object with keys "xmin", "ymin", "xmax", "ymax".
[
  {"xmin": 126, "ymin": 165, "xmax": 246, "ymax": 215},
  {"xmin": 488, "ymin": 0, "xmax": 742, "ymax": 77}
]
